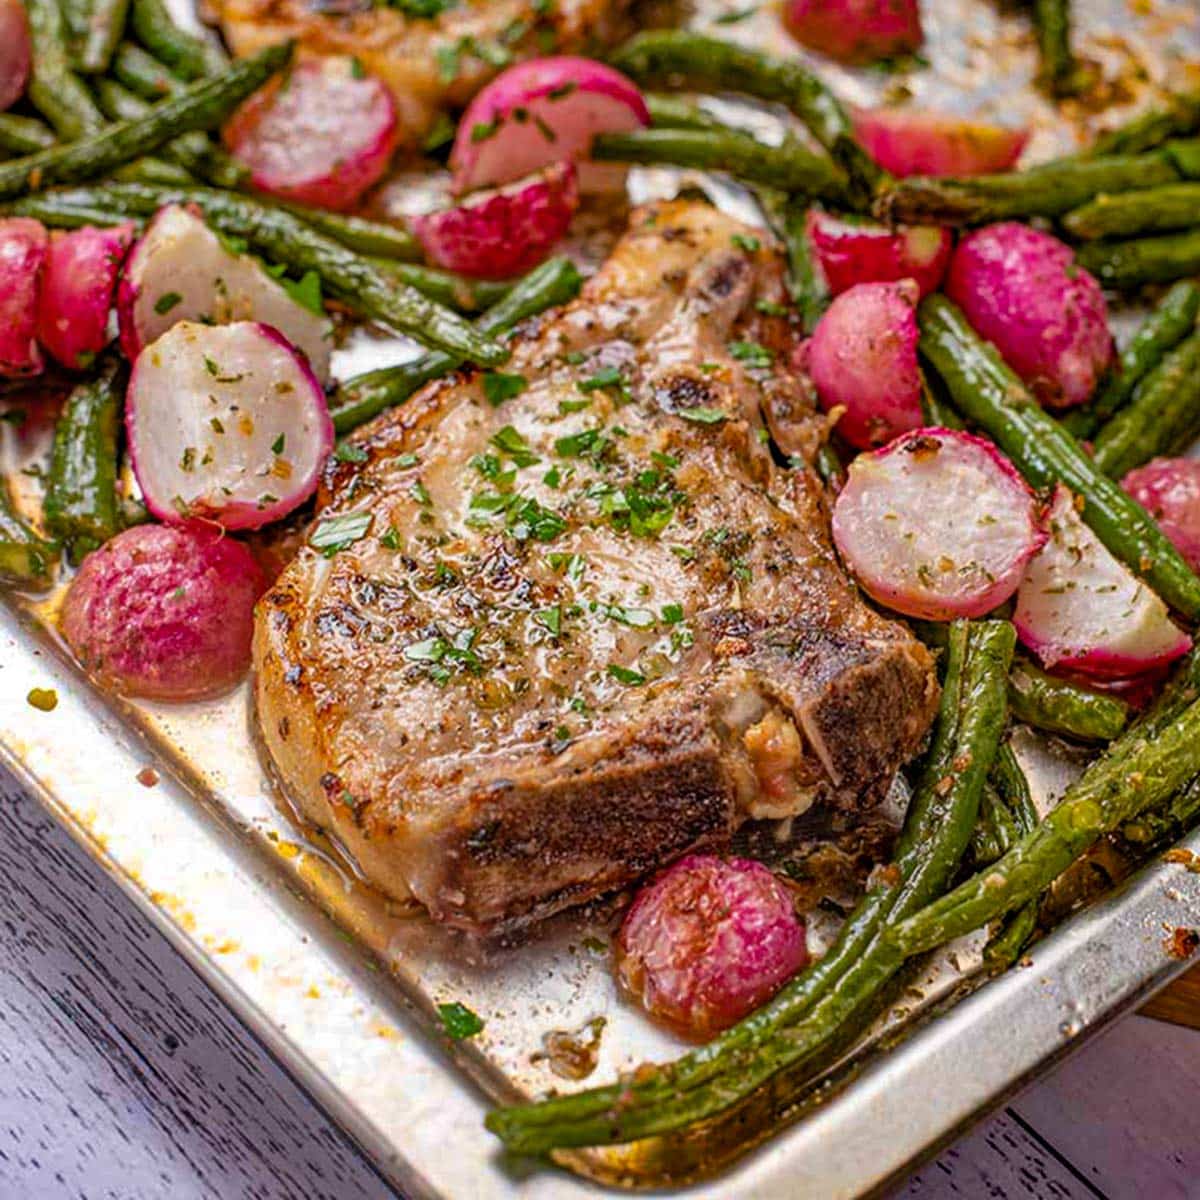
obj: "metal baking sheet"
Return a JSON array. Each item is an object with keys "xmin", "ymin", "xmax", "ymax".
[{"xmin": 3, "ymin": 0, "xmax": 1200, "ymax": 1195}]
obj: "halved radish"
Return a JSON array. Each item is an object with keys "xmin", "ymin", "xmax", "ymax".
[
  {"xmin": 804, "ymin": 278, "xmax": 923, "ymax": 450},
  {"xmin": 783, "ymin": 0, "xmax": 922, "ymax": 65},
  {"xmin": 450, "ymin": 56, "xmax": 649, "ymax": 195},
  {"xmin": 1123, "ymin": 458, "xmax": 1200, "ymax": 573},
  {"xmin": 126, "ymin": 321, "xmax": 333, "ymax": 531},
  {"xmin": 0, "ymin": 0, "xmax": 31, "ymax": 112},
  {"xmin": 851, "ymin": 108, "xmax": 1029, "ymax": 177},
  {"xmin": 36, "ymin": 223, "xmax": 136, "ymax": 370},
  {"xmin": 0, "ymin": 217, "xmax": 48, "ymax": 378},
  {"xmin": 223, "ymin": 56, "xmax": 398, "ymax": 211},
  {"xmin": 832, "ymin": 428, "xmax": 1044, "ymax": 620},
  {"xmin": 117, "ymin": 204, "xmax": 333, "ymax": 382},
  {"xmin": 805, "ymin": 210, "xmax": 951, "ymax": 297},
  {"xmin": 412, "ymin": 162, "xmax": 579, "ymax": 280},
  {"xmin": 1014, "ymin": 485, "xmax": 1190, "ymax": 678}
]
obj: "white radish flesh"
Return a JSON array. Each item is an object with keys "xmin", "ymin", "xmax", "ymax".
[
  {"xmin": 117, "ymin": 204, "xmax": 333, "ymax": 382},
  {"xmin": 1014, "ymin": 485, "xmax": 1190, "ymax": 678},
  {"xmin": 126, "ymin": 320, "xmax": 333, "ymax": 531},
  {"xmin": 832, "ymin": 427, "xmax": 1045, "ymax": 621}
]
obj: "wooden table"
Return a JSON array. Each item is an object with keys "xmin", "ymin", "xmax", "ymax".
[{"xmin": 1, "ymin": 775, "xmax": 1196, "ymax": 1199}]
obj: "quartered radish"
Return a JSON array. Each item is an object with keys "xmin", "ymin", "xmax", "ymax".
[
  {"xmin": 832, "ymin": 427, "xmax": 1044, "ymax": 621},
  {"xmin": 851, "ymin": 108, "xmax": 1029, "ymax": 177},
  {"xmin": 0, "ymin": 0, "xmax": 31, "ymax": 112},
  {"xmin": 783, "ymin": 0, "xmax": 922, "ymax": 65},
  {"xmin": 36, "ymin": 223, "xmax": 136, "ymax": 370},
  {"xmin": 805, "ymin": 210, "xmax": 951, "ymax": 297},
  {"xmin": 1123, "ymin": 458, "xmax": 1200, "ymax": 573},
  {"xmin": 0, "ymin": 217, "xmax": 48, "ymax": 378},
  {"xmin": 450, "ymin": 56, "xmax": 649, "ymax": 194},
  {"xmin": 804, "ymin": 278, "xmax": 923, "ymax": 449},
  {"xmin": 117, "ymin": 204, "xmax": 333, "ymax": 382},
  {"xmin": 1014, "ymin": 485, "xmax": 1190, "ymax": 678},
  {"xmin": 412, "ymin": 162, "xmax": 579, "ymax": 280},
  {"xmin": 126, "ymin": 321, "xmax": 333, "ymax": 530},
  {"xmin": 223, "ymin": 56, "xmax": 398, "ymax": 211}
]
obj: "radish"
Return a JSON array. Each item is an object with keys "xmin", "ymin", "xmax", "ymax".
[
  {"xmin": 223, "ymin": 56, "xmax": 398, "ymax": 211},
  {"xmin": 851, "ymin": 108, "xmax": 1029, "ymax": 177},
  {"xmin": 0, "ymin": 217, "xmax": 48, "ymax": 378},
  {"xmin": 126, "ymin": 321, "xmax": 333, "ymax": 531},
  {"xmin": 615, "ymin": 855, "xmax": 808, "ymax": 1039},
  {"xmin": 783, "ymin": 0, "xmax": 922, "ymax": 65},
  {"xmin": 117, "ymin": 204, "xmax": 333, "ymax": 383},
  {"xmin": 945, "ymin": 222, "xmax": 1112, "ymax": 410},
  {"xmin": 804, "ymin": 278, "xmax": 923, "ymax": 449},
  {"xmin": 61, "ymin": 522, "xmax": 265, "ymax": 701},
  {"xmin": 0, "ymin": 0, "xmax": 31, "ymax": 112},
  {"xmin": 1015, "ymin": 485, "xmax": 1190, "ymax": 678},
  {"xmin": 36, "ymin": 224, "xmax": 136, "ymax": 371},
  {"xmin": 1123, "ymin": 458, "xmax": 1200, "ymax": 573},
  {"xmin": 805, "ymin": 210, "xmax": 951, "ymax": 298},
  {"xmin": 450, "ymin": 56, "xmax": 649, "ymax": 195},
  {"xmin": 411, "ymin": 162, "xmax": 579, "ymax": 280},
  {"xmin": 832, "ymin": 427, "xmax": 1045, "ymax": 621}
]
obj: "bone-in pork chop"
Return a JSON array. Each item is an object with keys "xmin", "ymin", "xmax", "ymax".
[{"xmin": 254, "ymin": 200, "xmax": 939, "ymax": 934}]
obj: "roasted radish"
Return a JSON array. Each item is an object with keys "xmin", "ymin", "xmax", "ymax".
[
  {"xmin": 1015, "ymin": 485, "xmax": 1190, "ymax": 678},
  {"xmin": 0, "ymin": 217, "xmax": 48, "ymax": 378},
  {"xmin": 783, "ymin": 0, "xmax": 922, "ymax": 65},
  {"xmin": 61, "ymin": 522, "xmax": 265, "ymax": 701},
  {"xmin": 36, "ymin": 224, "xmax": 135, "ymax": 371},
  {"xmin": 945, "ymin": 222, "xmax": 1112, "ymax": 410},
  {"xmin": 451, "ymin": 56, "xmax": 649, "ymax": 195},
  {"xmin": 223, "ymin": 56, "xmax": 398, "ymax": 211},
  {"xmin": 852, "ymin": 108, "xmax": 1029, "ymax": 177},
  {"xmin": 126, "ymin": 321, "xmax": 332, "ymax": 530},
  {"xmin": 806, "ymin": 210, "xmax": 951, "ymax": 297},
  {"xmin": 832, "ymin": 428, "xmax": 1044, "ymax": 621},
  {"xmin": 412, "ymin": 162, "xmax": 579, "ymax": 280},
  {"xmin": 117, "ymin": 204, "xmax": 333, "ymax": 382},
  {"xmin": 0, "ymin": 0, "xmax": 31, "ymax": 112},
  {"xmin": 804, "ymin": 279, "xmax": 923, "ymax": 449},
  {"xmin": 1123, "ymin": 458, "xmax": 1200, "ymax": 573},
  {"xmin": 615, "ymin": 855, "xmax": 808, "ymax": 1039}
]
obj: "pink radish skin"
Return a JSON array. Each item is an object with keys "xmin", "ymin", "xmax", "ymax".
[
  {"xmin": 118, "ymin": 204, "xmax": 332, "ymax": 382},
  {"xmin": 832, "ymin": 427, "xmax": 1045, "ymax": 621},
  {"xmin": 615, "ymin": 855, "xmax": 808, "ymax": 1040},
  {"xmin": 852, "ymin": 108, "xmax": 1029, "ymax": 177},
  {"xmin": 946, "ymin": 222, "xmax": 1113, "ymax": 410},
  {"xmin": 61, "ymin": 522, "xmax": 265, "ymax": 701},
  {"xmin": 783, "ymin": 0, "xmax": 922, "ymax": 65},
  {"xmin": 223, "ymin": 57, "xmax": 398, "ymax": 211},
  {"xmin": 36, "ymin": 223, "xmax": 135, "ymax": 370},
  {"xmin": 1123, "ymin": 458, "xmax": 1200, "ymax": 573},
  {"xmin": 1014, "ymin": 485, "xmax": 1190, "ymax": 678},
  {"xmin": 805, "ymin": 210, "xmax": 951, "ymax": 297},
  {"xmin": 126, "ymin": 321, "xmax": 333, "ymax": 531},
  {"xmin": 804, "ymin": 278, "xmax": 923, "ymax": 449},
  {"xmin": 0, "ymin": 217, "xmax": 48, "ymax": 378},
  {"xmin": 450, "ymin": 56, "xmax": 649, "ymax": 195},
  {"xmin": 0, "ymin": 0, "xmax": 31, "ymax": 111},
  {"xmin": 412, "ymin": 162, "xmax": 579, "ymax": 280}
]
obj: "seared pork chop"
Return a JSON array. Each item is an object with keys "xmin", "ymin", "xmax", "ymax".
[
  {"xmin": 254, "ymin": 200, "xmax": 939, "ymax": 934},
  {"xmin": 214, "ymin": 0, "xmax": 632, "ymax": 150}
]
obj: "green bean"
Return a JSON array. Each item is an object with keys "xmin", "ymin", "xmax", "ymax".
[
  {"xmin": 26, "ymin": 0, "xmax": 108, "ymax": 140},
  {"xmin": 814, "ymin": 442, "xmax": 845, "ymax": 492},
  {"xmin": 330, "ymin": 256, "xmax": 583, "ymax": 434},
  {"xmin": 129, "ymin": 0, "xmax": 226, "ymax": 79},
  {"xmin": 0, "ymin": 484, "xmax": 57, "ymax": 587},
  {"xmin": 80, "ymin": 0, "xmax": 131, "ymax": 73},
  {"xmin": 0, "ymin": 42, "xmax": 292, "ymax": 201},
  {"xmin": 592, "ymin": 127, "xmax": 848, "ymax": 202},
  {"xmin": 918, "ymin": 294, "xmax": 1200, "ymax": 620},
  {"xmin": 111, "ymin": 156, "xmax": 196, "ymax": 185},
  {"xmin": 991, "ymin": 742, "xmax": 1039, "ymax": 835},
  {"xmin": 920, "ymin": 370, "xmax": 965, "ymax": 430},
  {"xmin": 891, "ymin": 694, "xmax": 1200, "ymax": 957},
  {"xmin": 983, "ymin": 900, "xmax": 1039, "ymax": 968},
  {"xmin": 971, "ymin": 783, "xmax": 1021, "ymax": 865},
  {"xmin": 1032, "ymin": 0, "xmax": 1084, "ymax": 98},
  {"xmin": 280, "ymin": 204, "xmax": 419, "ymax": 260},
  {"xmin": 1076, "ymin": 229, "xmax": 1200, "ymax": 289},
  {"xmin": 112, "ymin": 39, "xmax": 183, "ymax": 98},
  {"xmin": 1090, "ymin": 329, "xmax": 1200, "ymax": 478},
  {"xmin": 44, "ymin": 356, "xmax": 126, "ymax": 563},
  {"xmin": 0, "ymin": 115, "xmax": 57, "ymax": 157},
  {"xmin": 1121, "ymin": 775, "xmax": 1200, "ymax": 845},
  {"xmin": 1165, "ymin": 136, "xmax": 1200, "ymax": 179},
  {"xmin": 1061, "ymin": 280, "xmax": 1200, "ymax": 440},
  {"xmin": 757, "ymin": 188, "xmax": 828, "ymax": 333},
  {"xmin": 2, "ymin": 196, "xmax": 137, "ymax": 229},
  {"xmin": 486, "ymin": 621, "xmax": 1015, "ymax": 1153},
  {"xmin": 1090, "ymin": 94, "xmax": 1200, "ymax": 158},
  {"xmin": 370, "ymin": 260, "xmax": 513, "ymax": 313},
  {"xmin": 645, "ymin": 94, "xmax": 725, "ymax": 131},
  {"xmin": 1007, "ymin": 657, "xmax": 1130, "ymax": 741},
  {"xmin": 1063, "ymin": 183, "xmax": 1200, "ymax": 240}
]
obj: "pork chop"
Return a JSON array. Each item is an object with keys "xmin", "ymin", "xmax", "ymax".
[
  {"xmin": 254, "ymin": 200, "xmax": 940, "ymax": 934},
  {"xmin": 213, "ymin": 0, "xmax": 633, "ymax": 151}
]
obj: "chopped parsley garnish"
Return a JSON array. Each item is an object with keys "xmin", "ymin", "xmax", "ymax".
[
  {"xmin": 423, "ymin": 112, "xmax": 456, "ymax": 152},
  {"xmin": 651, "ymin": 450, "xmax": 679, "ymax": 470},
  {"xmin": 334, "ymin": 442, "xmax": 369, "ymax": 463},
  {"xmin": 471, "ymin": 118, "xmax": 500, "ymax": 143},
  {"xmin": 436, "ymin": 1001, "xmax": 484, "ymax": 1040},
  {"xmin": 280, "ymin": 269, "xmax": 324, "ymax": 316},
  {"xmin": 153, "ymin": 292, "xmax": 182, "ymax": 315},
  {"xmin": 383, "ymin": 0, "xmax": 457, "ymax": 15},
  {"xmin": 546, "ymin": 551, "xmax": 586, "ymax": 581},
  {"xmin": 661, "ymin": 603, "xmax": 684, "ymax": 624},
  {"xmin": 731, "ymin": 233, "xmax": 761, "ymax": 253},
  {"xmin": 379, "ymin": 526, "xmax": 402, "ymax": 549},
  {"xmin": 482, "ymin": 371, "xmax": 527, "ymax": 406},
  {"xmin": 310, "ymin": 512, "xmax": 372, "ymax": 556},
  {"xmin": 271, "ymin": 433, "xmax": 286, "ymax": 455},
  {"xmin": 410, "ymin": 479, "xmax": 432, "ymax": 506},
  {"xmin": 203, "ymin": 356, "xmax": 245, "ymax": 384},
  {"xmin": 404, "ymin": 628, "xmax": 483, "ymax": 684},
  {"xmin": 554, "ymin": 427, "xmax": 608, "ymax": 458},
  {"xmin": 490, "ymin": 424, "xmax": 540, "ymax": 467},
  {"xmin": 468, "ymin": 490, "xmax": 565, "ymax": 542},
  {"xmin": 578, "ymin": 365, "xmax": 624, "ymax": 393},
  {"xmin": 607, "ymin": 663, "xmax": 646, "ymax": 686},
  {"xmin": 534, "ymin": 605, "xmax": 563, "ymax": 636},
  {"xmin": 729, "ymin": 340, "xmax": 774, "ymax": 369},
  {"xmin": 558, "ymin": 397, "xmax": 592, "ymax": 414},
  {"xmin": 601, "ymin": 604, "xmax": 655, "ymax": 628},
  {"xmin": 543, "ymin": 465, "xmax": 562, "ymax": 488},
  {"xmin": 678, "ymin": 407, "xmax": 727, "ymax": 424},
  {"xmin": 395, "ymin": 452, "xmax": 420, "ymax": 469},
  {"xmin": 755, "ymin": 298, "xmax": 790, "ymax": 316}
]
